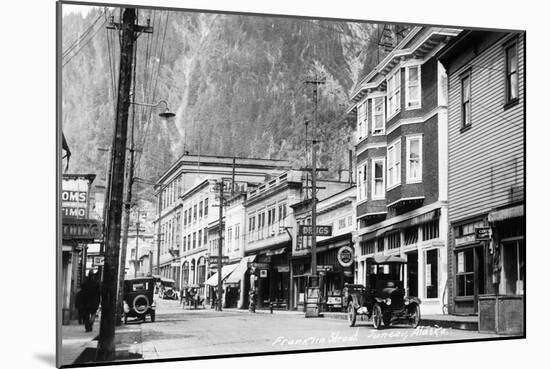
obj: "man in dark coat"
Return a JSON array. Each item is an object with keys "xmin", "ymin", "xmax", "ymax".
[
  {"xmin": 81, "ymin": 273, "xmax": 101, "ymax": 332},
  {"xmin": 75, "ymin": 288, "xmax": 84, "ymax": 324}
]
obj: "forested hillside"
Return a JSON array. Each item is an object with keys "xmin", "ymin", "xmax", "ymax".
[{"xmin": 62, "ymin": 7, "xmax": 386, "ymax": 199}]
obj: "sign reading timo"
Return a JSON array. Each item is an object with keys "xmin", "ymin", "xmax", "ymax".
[{"xmin": 62, "ymin": 178, "xmax": 89, "ymax": 219}]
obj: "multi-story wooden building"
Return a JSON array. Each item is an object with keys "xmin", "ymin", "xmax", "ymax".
[
  {"xmin": 349, "ymin": 26, "xmax": 461, "ymax": 314},
  {"xmin": 438, "ymin": 30, "xmax": 525, "ymax": 317},
  {"xmin": 153, "ymin": 154, "xmax": 289, "ymax": 301}
]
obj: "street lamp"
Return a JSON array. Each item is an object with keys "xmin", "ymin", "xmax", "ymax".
[{"xmin": 130, "ymin": 99, "xmax": 176, "ymax": 123}]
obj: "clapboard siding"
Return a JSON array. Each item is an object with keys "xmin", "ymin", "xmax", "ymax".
[{"xmin": 447, "ymin": 34, "xmax": 524, "ymax": 222}]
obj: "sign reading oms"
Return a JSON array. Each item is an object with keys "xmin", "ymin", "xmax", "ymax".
[
  {"xmin": 62, "ymin": 177, "xmax": 90, "ymax": 219},
  {"xmin": 299, "ymin": 225, "xmax": 332, "ymax": 237}
]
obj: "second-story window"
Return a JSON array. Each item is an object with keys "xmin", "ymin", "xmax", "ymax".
[
  {"xmin": 387, "ymin": 139, "xmax": 401, "ymax": 188},
  {"xmin": 505, "ymin": 41, "xmax": 518, "ymax": 104},
  {"xmin": 372, "ymin": 96, "xmax": 385, "ymax": 135},
  {"xmin": 184, "ymin": 209, "xmax": 187, "ymax": 226},
  {"xmin": 188, "ymin": 207, "xmax": 192, "ymax": 224},
  {"xmin": 372, "ymin": 158, "xmax": 385, "ymax": 199},
  {"xmin": 461, "ymin": 71, "xmax": 471, "ymax": 129},
  {"xmin": 357, "ymin": 163, "xmax": 368, "ymax": 201},
  {"xmin": 192, "ymin": 232, "xmax": 196, "ymax": 249},
  {"xmin": 235, "ymin": 224, "xmax": 240, "ymax": 250},
  {"xmin": 183, "ymin": 236, "xmax": 187, "ymax": 251},
  {"xmin": 357, "ymin": 100, "xmax": 368, "ymax": 140},
  {"xmin": 204, "ymin": 198, "xmax": 209, "ymax": 216},
  {"xmin": 193, "ymin": 204, "xmax": 197, "ymax": 222},
  {"xmin": 198, "ymin": 230, "xmax": 202, "ymax": 247},
  {"xmin": 406, "ymin": 135, "xmax": 423, "ymax": 182},
  {"xmin": 387, "ymin": 69, "xmax": 401, "ymax": 117},
  {"xmin": 406, "ymin": 65, "xmax": 421, "ymax": 109},
  {"xmin": 199, "ymin": 201, "xmax": 203, "ymax": 218}
]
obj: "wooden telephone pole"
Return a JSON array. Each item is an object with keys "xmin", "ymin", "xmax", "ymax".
[
  {"xmin": 303, "ymin": 75, "xmax": 325, "ymax": 278},
  {"xmin": 96, "ymin": 8, "xmax": 152, "ymax": 361}
]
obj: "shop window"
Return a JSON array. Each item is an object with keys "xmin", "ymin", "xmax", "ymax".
[
  {"xmin": 502, "ymin": 240, "xmax": 525, "ymax": 295},
  {"xmin": 377, "ymin": 237, "xmax": 384, "ymax": 253},
  {"xmin": 388, "ymin": 231, "xmax": 400, "ymax": 249},
  {"xmin": 425, "ymin": 249, "xmax": 438, "ymax": 298},
  {"xmin": 422, "ymin": 220, "xmax": 439, "ymax": 241},
  {"xmin": 456, "ymin": 249, "xmax": 475, "ymax": 296},
  {"xmin": 404, "ymin": 226, "xmax": 418, "ymax": 245}
]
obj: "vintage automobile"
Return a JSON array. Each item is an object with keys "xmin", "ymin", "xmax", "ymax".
[
  {"xmin": 159, "ymin": 278, "xmax": 178, "ymax": 300},
  {"xmin": 344, "ymin": 255, "xmax": 421, "ymax": 329},
  {"xmin": 123, "ymin": 277, "xmax": 156, "ymax": 323}
]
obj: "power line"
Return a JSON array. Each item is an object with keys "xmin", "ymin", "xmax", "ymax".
[
  {"xmin": 63, "ymin": 17, "xmax": 107, "ymax": 68},
  {"xmin": 62, "ymin": 7, "xmax": 106, "ymax": 58}
]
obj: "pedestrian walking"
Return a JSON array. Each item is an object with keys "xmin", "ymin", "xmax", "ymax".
[
  {"xmin": 75, "ymin": 288, "xmax": 85, "ymax": 324},
  {"xmin": 81, "ymin": 272, "xmax": 101, "ymax": 332}
]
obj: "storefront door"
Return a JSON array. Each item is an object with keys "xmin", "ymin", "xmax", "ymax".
[
  {"xmin": 501, "ymin": 239, "xmax": 525, "ymax": 295},
  {"xmin": 407, "ymin": 251, "xmax": 418, "ymax": 297}
]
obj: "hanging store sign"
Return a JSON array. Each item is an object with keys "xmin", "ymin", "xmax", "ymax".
[
  {"xmin": 208, "ymin": 256, "xmax": 229, "ymax": 265},
  {"xmin": 337, "ymin": 245, "xmax": 354, "ymax": 267},
  {"xmin": 248, "ymin": 262, "xmax": 269, "ymax": 269},
  {"xmin": 62, "ymin": 218, "xmax": 103, "ymax": 241},
  {"xmin": 92, "ymin": 256, "xmax": 104, "ymax": 266},
  {"xmin": 260, "ymin": 269, "xmax": 268, "ymax": 278},
  {"xmin": 62, "ymin": 176, "xmax": 92, "ymax": 219},
  {"xmin": 299, "ymin": 225, "xmax": 332, "ymax": 237},
  {"xmin": 475, "ymin": 227, "xmax": 492, "ymax": 241}
]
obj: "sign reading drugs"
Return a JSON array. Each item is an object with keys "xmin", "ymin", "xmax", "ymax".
[{"xmin": 299, "ymin": 225, "xmax": 332, "ymax": 237}]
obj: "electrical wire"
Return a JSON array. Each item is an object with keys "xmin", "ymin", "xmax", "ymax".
[
  {"xmin": 63, "ymin": 17, "xmax": 107, "ymax": 68},
  {"xmin": 62, "ymin": 7, "xmax": 106, "ymax": 58}
]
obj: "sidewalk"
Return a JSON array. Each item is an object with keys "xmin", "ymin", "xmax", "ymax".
[
  {"xmin": 223, "ymin": 308, "xmax": 478, "ymax": 331},
  {"xmin": 61, "ymin": 321, "xmax": 144, "ymax": 366}
]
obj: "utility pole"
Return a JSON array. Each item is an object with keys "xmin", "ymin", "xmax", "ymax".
[
  {"xmin": 96, "ymin": 8, "xmax": 152, "ymax": 361},
  {"xmin": 135, "ymin": 208, "xmax": 140, "ymax": 277},
  {"xmin": 303, "ymin": 75, "xmax": 325, "ymax": 278},
  {"xmin": 216, "ymin": 180, "xmax": 225, "ymax": 312},
  {"xmin": 156, "ymin": 192, "xmax": 161, "ymax": 276},
  {"xmin": 98, "ymin": 147, "xmax": 113, "ymax": 281}
]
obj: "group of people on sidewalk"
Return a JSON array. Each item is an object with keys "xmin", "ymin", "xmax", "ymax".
[
  {"xmin": 75, "ymin": 272, "xmax": 101, "ymax": 332},
  {"xmin": 179, "ymin": 286, "xmax": 202, "ymax": 309}
]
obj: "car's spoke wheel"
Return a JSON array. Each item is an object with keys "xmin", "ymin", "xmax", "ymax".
[
  {"xmin": 347, "ymin": 303, "xmax": 357, "ymax": 327},
  {"xmin": 410, "ymin": 304, "xmax": 421, "ymax": 328},
  {"xmin": 372, "ymin": 303, "xmax": 383, "ymax": 330},
  {"xmin": 133, "ymin": 294, "xmax": 150, "ymax": 315}
]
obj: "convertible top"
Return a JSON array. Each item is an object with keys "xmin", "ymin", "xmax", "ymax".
[{"xmin": 366, "ymin": 255, "xmax": 407, "ymax": 264}]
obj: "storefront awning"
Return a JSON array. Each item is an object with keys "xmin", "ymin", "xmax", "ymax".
[
  {"xmin": 224, "ymin": 255, "xmax": 256, "ymax": 285},
  {"xmin": 204, "ymin": 263, "xmax": 239, "ymax": 287},
  {"xmin": 488, "ymin": 204, "xmax": 524, "ymax": 223}
]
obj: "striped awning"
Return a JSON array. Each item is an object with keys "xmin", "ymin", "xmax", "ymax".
[
  {"xmin": 224, "ymin": 255, "xmax": 256, "ymax": 285},
  {"xmin": 204, "ymin": 263, "xmax": 239, "ymax": 287}
]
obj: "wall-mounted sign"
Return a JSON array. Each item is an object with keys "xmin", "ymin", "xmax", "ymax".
[
  {"xmin": 299, "ymin": 225, "xmax": 332, "ymax": 237},
  {"xmin": 475, "ymin": 227, "xmax": 492, "ymax": 241},
  {"xmin": 260, "ymin": 269, "xmax": 268, "ymax": 278},
  {"xmin": 277, "ymin": 266, "xmax": 290, "ymax": 272},
  {"xmin": 92, "ymin": 256, "xmax": 104, "ymax": 266},
  {"xmin": 62, "ymin": 218, "xmax": 103, "ymax": 241},
  {"xmin": 337, "ymin": 245, "xmax": 354, "ymax": 267},
  {"xmin": 62, "ymin": 176, "xmax": 92, "ymax": 219},
  {"xmin": 316, "ymin": 265, "xmax": 333, "ymax": 272},
  {"xmin": 248, "ymin": 262, "xmax": 269, "ymax": 269}
]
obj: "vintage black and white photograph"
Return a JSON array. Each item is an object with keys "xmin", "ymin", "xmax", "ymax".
[{"xmin": 56, "ymin": 0, "xmax": 525, "ymax": 367}]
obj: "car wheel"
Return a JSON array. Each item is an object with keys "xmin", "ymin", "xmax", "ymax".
[
  {"xmin": 372, "ymin": 303, "xmax": 383, "ymax": 330},
  {"xmin": 347, "ymin": 303, "xmax": 357, "ymax": 327},
  {"xmin": 410, "ymin": 304, "xmax": 421, "ymax": 328},
  {"xmin": 150, "ymin": 311, "xmax": 155, "ymax": 322}
]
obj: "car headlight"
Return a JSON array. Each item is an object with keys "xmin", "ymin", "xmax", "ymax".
[
  {"xmin": 385, "ymin": 298, "xmax": 392, "ymax": 305},
  {"xmin": 404, "ymin": 299, "xmax": 410, "ymax": 305}
]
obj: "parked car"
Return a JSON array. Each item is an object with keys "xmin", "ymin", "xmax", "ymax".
[
  {"xmin": 123, "ymin": 277, "xmax": 156, "ymax": 323},
  {"xmin": 344, "ymin": 255, "xmax": 421, "ymax": 329},
  {"xmin": 159, "ymin": 278, "xmax": 178, "ymax": 300}
]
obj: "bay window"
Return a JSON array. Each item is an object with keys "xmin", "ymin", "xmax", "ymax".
[
  {"xmin": 406, "ymin": 135, "xmax": 422, "ymax": 182},
  {"xmin": 387, "ymin": 139, "xmax": 401, "ymax": 188},
  {"xmin": 357, "ymin": 163, "xmax": 368, "ymax": 201},
  {"xmin": 372, "ymin": 96, "xmax": 385, "ymax": 135},
  {"xmin": 371, "ymin": 158, "xmax": 385, "ymax": 199},
  {"xmin": 406, "ymin": 65, "xmax": 421, "ymax": 109},
  {"xmin": 357, "ymin": 100, "xmax": 368, "ymax": 140},
  {"xmin": 387, "ymin": 69, "xmax": 401, "ymax": 117}
]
